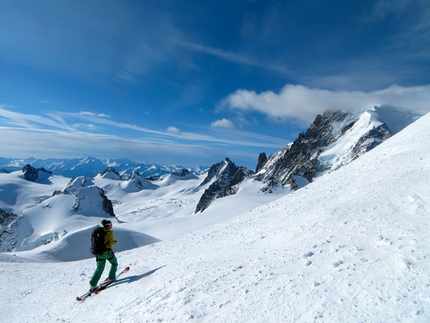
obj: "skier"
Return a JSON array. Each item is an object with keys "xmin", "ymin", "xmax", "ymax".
[{"xmin": 89, "ymin": 219, "xmax": 118, "ymax": 292}]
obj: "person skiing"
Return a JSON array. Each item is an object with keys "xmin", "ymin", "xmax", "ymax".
[{"xmin": 89, "ymin": 219, "xmax": 118, "ymax": 291}]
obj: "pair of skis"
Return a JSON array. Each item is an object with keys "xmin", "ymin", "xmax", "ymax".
[{"xmin": 76, "ymin": 266, "xmax": 130, "ymax": 302}]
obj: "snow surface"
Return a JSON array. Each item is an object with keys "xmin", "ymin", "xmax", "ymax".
[{"xmin": 1, "ymin": 112, "xmax": 430, "ymax": 322}]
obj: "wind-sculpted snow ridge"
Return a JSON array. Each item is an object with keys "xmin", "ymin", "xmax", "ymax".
[{"xmin": 0, "ymin": 112, "xmax": 428, "ymax": 322}]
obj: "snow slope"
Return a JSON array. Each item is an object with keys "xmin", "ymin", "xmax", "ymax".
[{"xmin": 1, "ymin": 112, "xmax": 430, "ymax": 322}]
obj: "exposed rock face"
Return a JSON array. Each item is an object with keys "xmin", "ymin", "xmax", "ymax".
[
  {"xmin": 0, "ymin": 208, "xmax": 19, "ymax": 252},
  {"xmin": 255, "ymin": 153, "xmax": 267, "ymax": 173},
  {"xmin": 257, "ymin": 109, "xmax": 392, "ymax": 189},
  {"xmin": 259, "ymin": 111, "xmax": 350, "ymax": 186},
  {"xmin": 100, "ymin": 189, "xmax": 115, "ymax": 216},
  {"xmin": 350, "ymin": 124, "xmax": 391, "ymax": 160},
  {"xmin": 195, "ymin": 158, "xmax": 253, "ymax": 213},
  {"xmin": 22, "ymin": 164, "xmax": 52, "ymax": 182}
]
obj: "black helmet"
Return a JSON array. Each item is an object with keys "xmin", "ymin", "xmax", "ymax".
[{"xmin": 101, "ymin": 219, "xmax": 112, "ymax": 228}]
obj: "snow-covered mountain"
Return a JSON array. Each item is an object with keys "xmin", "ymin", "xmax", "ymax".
[
  {"xmin": 0, "ymin": 110, "xmax": 429, "ymax": 322},
  {"xmin": 256, "ymin": 105, "xmax": 421, "ymax": 190},
  {"xmin": 196, "ymin": 106, "xmax": 421, "ymax": 209}
]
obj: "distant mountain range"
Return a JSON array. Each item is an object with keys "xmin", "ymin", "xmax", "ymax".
[{"xmin": 0, "ymin": 156, "xmax": 208, "ymax": 179}]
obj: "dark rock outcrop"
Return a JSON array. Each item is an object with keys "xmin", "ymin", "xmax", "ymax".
[
  {"xmin": 0, "ymin": 208, "xmax": 19, "ymax": 252},
  {"xmin": 255, "ymin": 153, "xmax": 267, "ymax": 173},
  {"xmin": 100, "ymin": 188, "xmax": 115, "ymax": 216},
  {"xmin": 195, "ymin": 158, "xmax": 253, "ymax": 213},
  {"xmin": 350, "ymin": 124, "xmax": 391, "ymax": 160},
  {"xmin": 22, "ymin": 164, "xmax": 52, "ymax": 182}
]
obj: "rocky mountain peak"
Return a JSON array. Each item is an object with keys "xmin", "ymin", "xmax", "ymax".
[
  {"xmin": 100, "ymin": 167, "xmax": 122, "ymax": 180},
  {"xmin": 195, "ymin": 158, "xmax": 253, "ymax": 213},
  {"xmin": 256, "ymin": 108, "xmax": 396, "ymax": 190},
  {"xmin": 255, "ymin": 153, "xmax": 267, "ymax": 173},
  {"xmin": 21, "ymin": 164, "xmax": 52, "ymax": 182}
]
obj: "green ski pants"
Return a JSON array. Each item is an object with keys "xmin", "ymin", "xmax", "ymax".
[{"xmin": 90, "ymin": 253, "xmax": 118, "ymax": 287}]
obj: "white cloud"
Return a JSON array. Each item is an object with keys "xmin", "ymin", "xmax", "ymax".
[
  {"xmin": 220, "ymin": 84, "xmax": 430, "ymax": 124},
  {"xmin": 166, "ymin": 126, "xmax": 182, "ymax": 135},
  {"xmin": 211, "ymin": 119, "xmax": 241, "ymax": 130}
]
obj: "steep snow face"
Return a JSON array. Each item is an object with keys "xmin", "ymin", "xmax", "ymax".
[{"xmin": 0, "ymin": 113, "xmax": 428, "ymax": 322}]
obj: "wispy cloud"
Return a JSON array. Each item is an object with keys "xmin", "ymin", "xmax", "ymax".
[
  {"xmin": 220, "ymin": 84, "xmax": 430, "ymax": 124},
  {"xmin": 0, "ymin": 107, "xmax": 75, "ymax": 131},
  {"xmin": 0, "ymin": 106, "xmax": 287, "ymax": 166},
  {"xmin": 178, "ymin": 41, "xmax": 260, "ymax": 67},
  {"xmin": 211, "ymin": 119, "xmax": 242, "ymax": 130},
  {"xmin": 0, "ymin": 127, "xmax": 225, "ymax": 166},
  {"xmin": 79, "ymin": 111, "xmax": 110, "ymax": 118},
  {"xmin": 57, "ymin": 110, "xmax": 285, "ymax": 148},
  {"xmin": 177, "ymin": 40, "xmax": 290, "ymax": 76}
]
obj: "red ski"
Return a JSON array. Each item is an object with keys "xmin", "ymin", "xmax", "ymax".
[{"xmin": 76, "ymin": 266, "xmax": 130, "ymax": 302}]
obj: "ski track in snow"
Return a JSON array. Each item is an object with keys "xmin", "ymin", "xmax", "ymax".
[{"xmin": 1, "ymin": 113, "xmax": 430, "ymax": 322}]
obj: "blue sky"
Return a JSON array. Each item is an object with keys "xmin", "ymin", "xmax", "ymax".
[{"xmin": 1, "ymin": 0, "xmax": 430, "ymax": 169}]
